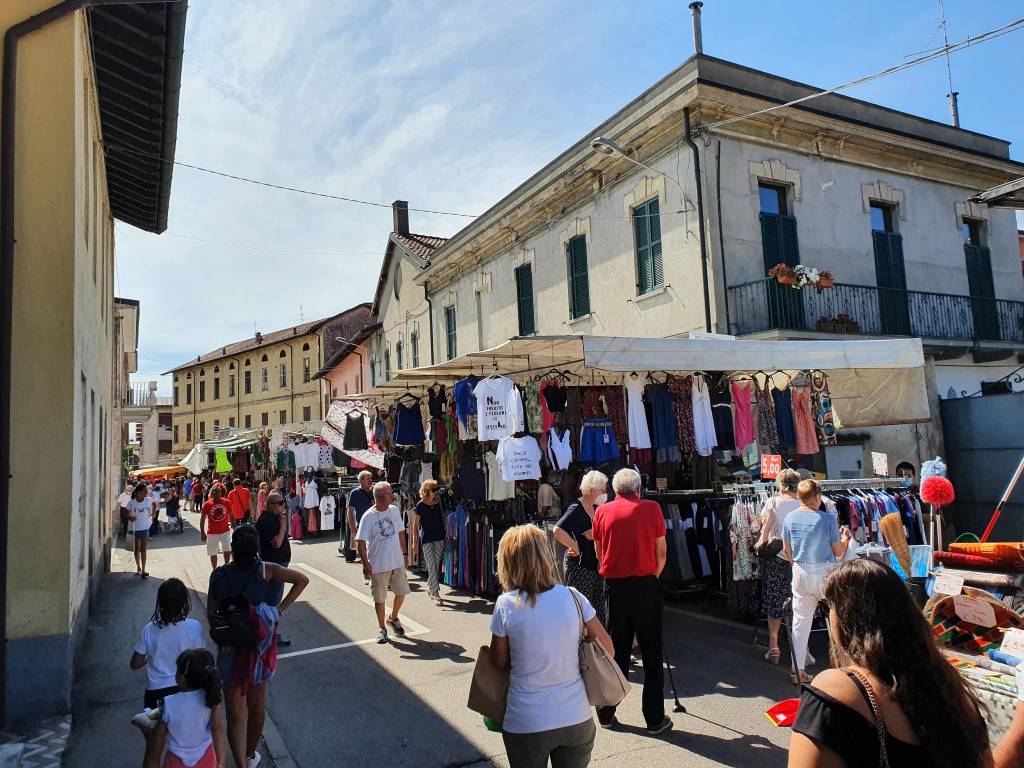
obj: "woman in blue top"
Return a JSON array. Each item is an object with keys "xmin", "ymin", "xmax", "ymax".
[{"xmin": 782, "ymin": 479, "xmax": 851, "ymax": 685}]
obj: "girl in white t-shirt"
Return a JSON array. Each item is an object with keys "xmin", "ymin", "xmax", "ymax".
[
  {"xmin": 127, "ymin": 483, "xmax": 153, "ymax": 577},
  {"xmin": 130, "ymin": 578, "xmax": 206, "ymax": 709},
  {"xmin": 132, "ymin": 648, "xmax": 225, "ymax": 768}
]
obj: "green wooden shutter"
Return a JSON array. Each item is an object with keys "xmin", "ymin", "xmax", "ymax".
[
  {"xmin": 633, "ymin": 199, "xmax": 664, "ymax": 294},
  {"xmin": 965, "ymin": 244, "xmax": 998, "ymax": 340},
  {"xmin": 760, "ymin": 212, "xmax": 782, "ymax": 272},
  {"xmin": 515, "ymin": 264, "xmax": 535, "ymax": 336},
  {"xmin": 568, "ymin": 236, "xmax": 590, "ymax": 318},
  {"xmin": 780, "ymin": 215, "xmax": 799, "ymax": 265},
  {"xmin": 445, "ymin": 306, "xmax": 457, "ymax": 360}
]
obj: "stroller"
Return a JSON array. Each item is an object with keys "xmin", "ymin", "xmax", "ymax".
[{"xmin": 164, "ymin": 495, "xmax": 185, "ymax": 533}]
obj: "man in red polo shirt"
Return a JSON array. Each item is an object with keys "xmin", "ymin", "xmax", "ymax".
[
  {"xmin": 200, "ymin": 485, "xmax": 233, "ymax": 570},
  {"xmin": 227, "ymin": 478, "xmax": 251, "ymax": 526},
  {"xmin": 592, "ymin": 467, "xmax": 670, "ymax": 736}
]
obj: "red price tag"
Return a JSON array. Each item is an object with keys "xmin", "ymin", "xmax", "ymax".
[{"xmin": 761, "ymin": 454, "xmax": 782, "ymax": 480}]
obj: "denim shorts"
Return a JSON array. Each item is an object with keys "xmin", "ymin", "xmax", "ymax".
[{"xmin": 133, "ymin": 528, "xmax": 150, "ymax": 540}]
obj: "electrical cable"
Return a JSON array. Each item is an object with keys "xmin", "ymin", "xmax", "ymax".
[
  {"xmin": 164, "ymin": 232, "xmax": 380, "ymax": 257},
  {"xmin": 695, "ymin": 16, "xmax": 1024, "ymax": 134}
]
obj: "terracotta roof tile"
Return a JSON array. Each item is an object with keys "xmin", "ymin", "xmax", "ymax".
[{"xmin": 392, "ymin": 232, "xmax": 448, "ymax": 261}]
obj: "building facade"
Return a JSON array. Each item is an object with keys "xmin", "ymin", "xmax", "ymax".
[
  {"xmin": 0, "ymin": 1, "xmax": 186, "ymax": 725},
  {"xmin": 314, "ymin": 321, "xmax": 375, "ymax": 408},
  {"xmin": 168, "ymin": 303, "xmax": 372, "ymax": 454},
  {"xmin": 372, "ymin": 53, "xmax": 1023, "ymax": 478}
]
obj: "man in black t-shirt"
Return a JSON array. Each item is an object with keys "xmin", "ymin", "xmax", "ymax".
[
  {"xmin": 341, "ymin": 471, "xmax": 375, "ymax": 565},
  {"xmin": 256, "ymin": 490, "xmax": 293, "ymax": 647}
]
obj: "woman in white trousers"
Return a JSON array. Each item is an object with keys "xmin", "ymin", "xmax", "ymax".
[{"xmin": 781, "ymin": 479, "xmax": 851, "ymax": 684}]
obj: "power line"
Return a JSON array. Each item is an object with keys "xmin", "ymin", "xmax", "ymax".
[
  {"xmin": 165, "ymin": 232, "xmax": 380, "ymax": 257},
  {"xmin": 695, "ymin": 15, "xmax": 1024, "ymax": 134}
]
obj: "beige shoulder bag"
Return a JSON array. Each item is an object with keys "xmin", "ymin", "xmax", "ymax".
[{"xmin": 570, "ymin": 588, "xmax": 629, "ymax": 707}]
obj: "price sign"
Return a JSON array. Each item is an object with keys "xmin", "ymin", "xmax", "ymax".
[
  {"xmin": 761, "ymin": 454, "xmax": 782, "ymax": 480},
  {"xmin": 933, "ymin": 573, "xmax": 964, "ymax": 596},
  {"xmin": 953, "ymin": 595, "xmax": 997, "ymax": 628},
  {"xmin": 871, "ymin": 452, "xmax": 889, "ymax": 477},
  {"xmin": 1000, "ymin": 628, "xmax": 1024, "ymax": 658},
  {"xmin": 655, "ymin": 477, "xmax": 668, "ymax": 491}
]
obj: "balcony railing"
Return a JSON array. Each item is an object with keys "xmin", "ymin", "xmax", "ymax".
[{"xmin": 728, "ymin": 279, "xmax": 1024, "ymax": 344}]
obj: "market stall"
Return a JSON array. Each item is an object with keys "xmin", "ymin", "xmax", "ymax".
[
  {"xmin": 133, "ymin": 463, "xmax": 188, "ymax": 480},
  {"xmin": 341, "ymin": 334, "xmax": 930, "ymax": 597}
]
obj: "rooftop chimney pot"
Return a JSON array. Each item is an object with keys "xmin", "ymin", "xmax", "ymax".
[
  {"xmin": 392, "ymin": 200, "xmax": 410, "ymax": 235},
  {"xmin": 689, "ymin": 1, "xmax": 703, "ymax": 55}
]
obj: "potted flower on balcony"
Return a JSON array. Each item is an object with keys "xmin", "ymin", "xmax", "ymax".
[
  {"xmin": 835, "ymin": 313, "xmax": 861, "ymax": 333},
  {"xmin": 815, "ymin": 315, "xmax": 836, "ymax": 332},
  {"xmin": 768, "ymin": 263, "xmax": 797, "ymax": 285},
  {"xmin": 818, "ymin": 270, "xmax": 834, "ymax": 288}
]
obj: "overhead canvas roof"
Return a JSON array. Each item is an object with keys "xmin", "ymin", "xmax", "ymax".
[{"xmin": 352, "ymin": 335, "xmax": 929, "ymax": 429}]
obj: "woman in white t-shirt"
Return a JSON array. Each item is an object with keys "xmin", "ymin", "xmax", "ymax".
[
  {"xmin": 132, "ymin": 647, "xmax": 226, "ymax": 768},
  {"xmin": 754, "ymin": 468, "xmax": 802, "ymax": 666},
  {"xmin": 130, "ymin": 578, "xmax": 206, "ymax": 709},
  {"xmin": 489, "ymin": 525, "xmax": 614, "ymax": 768},
  {"xmin": 127, "ymin": 484, "xmax": 154, "ymax": 578}
]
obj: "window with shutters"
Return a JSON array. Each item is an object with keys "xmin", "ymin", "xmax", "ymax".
[
  {"xmin": 228, "ymin": 417, "xmax": 235, "ymax": 428},
  {"xmin": 384, "ymin": 347, "xmax": 391, "ymax": 381},
  {"xmin": 213, "ymin": 378, "xmax": 220, "ymax": 400},
  {"xmin": 369, "ymin": 354, "xmax": 377, "ymax": 387},
  {"xmin": 186, "ymin": 423, "xmax": 192, "ymax": 443},
  {"xmin": 445, "ymin": 306, "xmax": 457, "ymax": 360},
  {"xmin": 186, "ymin": 383, "xmax": 192, "ymax": 405},
  {"xmin": 396, "ymin": 341, "xmax": 403, "ymax": 371},
  {"xmin": 411, "ymin": 333, "xmax": 419, "ymax": 368},
  {"xmin": 173, "ymin": 425, "xmax": 179, "ymax": 443},
  {"xmin": 279, "ymin": 364, "xmax": 286, "ymax": 388},
  {"xmin": 869, "ymin": 202, "xmax": 909, "ymax": 335},
  {"xmin": 962, "ymin": 218, "xmax": 998, "ymax": 340},
  {"xmin": 199, "ymin": 380, "xmax": 205, "ymax": 402},
  {"xmin": 632, "ymin": 198, "xmax": 664, "ymax": 295},
  {"xmin": 303, "ymin": 406, "xmax": 311, "ymax": 421},
  {"xmin": 261, "ymin": 412, "xmax": 269, "ymax": 427},
  {"xmin": 243, "ymin": 371, "xmax": 251, "ymax": 394},
  {"xmin": 279, "ymin": 409, "xmax": 286, "ymax": 424},
  {"xmin": 213, "ymin": 419, "xmax": 220, "ymax": 431},
  {"xmin": 515, "ymin": 264, "xmax": 536, "ymax": 335},
  {"xmin": 173, "ymin": 387, "xmax": 179, "ymax": 407},
  {"xmin": 303, "ymin": 357, "xmax": 311, "ymax": 383},
  {"xmin": 758, "ymin": 183, "xmax": 802, "ymax": 329},
  {"xmin": 566, "ymin": 236, "xmax": 590, "ymax": 319},
  {"xmin": 244, "ymin": 414, "xmax": 252, "ymax": 429},
  {"xmin": 199, "ymin": 421, "xmax": 205, "ymax": 440},
  {"xmin": 228, "ymin": 374, "xmax": 235, "ymax": 397},
  {"xmin": 261, "ymin": 368, "xmax": 269, "ymax": 391}
]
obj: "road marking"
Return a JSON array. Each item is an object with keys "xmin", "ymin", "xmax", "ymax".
[{"xmin": 278, "ymin": 636, "xmax": 383, "ymax": 659}]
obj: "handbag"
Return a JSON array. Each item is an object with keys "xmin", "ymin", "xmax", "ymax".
[
  {"xmin": 467, "ymin": 645, "xmax": 509, "ymax": 723},
  {"xmin": 756, "ymin": 538, "xmax": 784, "ymax": 560},
  {"xmin": 844, "ymin": 668, "xmax": 890, "ymax": 768},
  {"xmin": 570, "ymin": 588, "xmax": 629, "ymax": 707}
]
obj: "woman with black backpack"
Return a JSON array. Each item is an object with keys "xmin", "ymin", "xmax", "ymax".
[{"xmin": 208, "ymin": 525, "xmax": 308, "ymax": 768}]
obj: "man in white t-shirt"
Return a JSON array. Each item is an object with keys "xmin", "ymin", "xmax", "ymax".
[
  {"xmin": 356, "ymin": 482, "xmax": 409, "ymax": 644},
  {"xmin": 117, "ymin": 484, "xmax": 133, "ymax": 538}
]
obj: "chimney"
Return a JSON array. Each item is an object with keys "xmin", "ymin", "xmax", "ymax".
[
  {"xmin": 689, "ymin": 2, "xmax": 703, "ymax": 55},
  {"xmin": 392, "ymin": 200, "xmax": 410, "ymax": 235},
  {"xmin": 948, "ymin": 91, "xmax": 960, "ymax": 128}
]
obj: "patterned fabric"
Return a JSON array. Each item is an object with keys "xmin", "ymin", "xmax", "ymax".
[
  {"xmin": 729, "ymin": 501, "xmax": 759, "ymax": 580},
  {"xmin": 523, "ymin": 379, "xmax": 543, "ymax": 435},
  {"xmin": 755, "ymin": 381, "xmax": 780, "ymax": 451},
  {"xmin": 760, "ymin": 555, "xmax": 792, "ymax": 619},
  {"xmin": 564, "ymin": 558, "xmax": 607, "ymax": 626},
  {"xmin": 810, "ymin": 372, "xmax": 838, "ymax": 446},
  {"xmin": 581, "ymin": 386, "xmax": 627, "ymax": 447},
  {"xmin": 791, "ymin": 386, "xmax": 820, "ymax": 455},
  {"xmin": 666, "ymin": 377, "xmax": 696, "ymax": 455}
]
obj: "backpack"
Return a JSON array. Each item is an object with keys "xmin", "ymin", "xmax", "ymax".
[{"xmin": 209, "ymin": 563, "xmax": 263, "ymax": 647}]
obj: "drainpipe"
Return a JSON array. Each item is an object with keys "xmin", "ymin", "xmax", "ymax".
[
  {"xmin": 683, "ymin": 107, "xmax": 713, "ymax": 333},
  {"xmin": 1, "ymin": 0, "xmax": 178, "ymax": 726},
  {"xmin": 424, "ymin": 284, "xmax": 435, "ymax": 365},
  {"xmin": 714, "ymin": 139, "xmax": 731, "ymax": 334}
]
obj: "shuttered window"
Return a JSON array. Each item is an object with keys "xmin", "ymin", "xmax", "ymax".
[
  {"xmin": 567, "ymin": 235, "xmax": 590, "ymax": 319},
  {"xmin": 515, "ymin": 264, "xmax": 536, "ymax": 336},
  {"xmin": 396, "ymin": 341, "xmax": 403, "ymax": 371},
  {"xmin": 411, "ymin": 333, "xmax": 419, "ymax": 368},
  {"xmin": 633, "ymin": 198, "xmax": 664, "ymax": 294},
  {"xmin": 870, "ymin": 203, "xmax": 910, "ymax": 336},
  {"xmin": 445, "ymin": 306, "xmax": 457, "ymax": 360}
]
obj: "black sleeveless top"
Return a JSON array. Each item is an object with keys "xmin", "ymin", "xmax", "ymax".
[{"xmin": 793, "ymin": 673, "xmax": 926, "ymax": 767}]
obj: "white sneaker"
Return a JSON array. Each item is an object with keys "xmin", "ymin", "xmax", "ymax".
[
  {"xmin": 247, "ymin": 752, "xmax": 262, "ymax": 768},
  {"xmin": 377, "ymin": 627, "xmax": 388, "ymax": 644},
  {"xmin": 131, "ymin": 709, "xmax": 158, "ymax": 731}
]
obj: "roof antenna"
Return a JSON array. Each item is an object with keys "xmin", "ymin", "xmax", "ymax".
[
  {"xmin": 938, "ymin": 0, "xmax": 959, "ymax": 127},
  {"xmin": 299, "ymin": 304, "xmax": 304, "ymax": 322}
]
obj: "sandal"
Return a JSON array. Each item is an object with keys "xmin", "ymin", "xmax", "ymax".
[
  {"xmin": 763, "ymin": 648, "xmax": 781, "ymax": 665},
  {"xmin": 790, "ymin": 670, "xmax": 813, "ymax": 684}
]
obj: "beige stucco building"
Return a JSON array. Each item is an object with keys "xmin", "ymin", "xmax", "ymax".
[
  {"xmin": 168, "ymin": 303, "xmax": 372, "ymax": 453},
  {"xmin": 0, "ymin": 1, "xmax": 186, "ymax": 725},
  {"xmin": 371, "ymin": 52, "xmax": 1024, "ymax": 480}
]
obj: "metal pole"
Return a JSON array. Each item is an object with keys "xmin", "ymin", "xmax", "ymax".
[{"xmin": 980, "ymin": 453, "xmax": 1024, "ymax": 542}]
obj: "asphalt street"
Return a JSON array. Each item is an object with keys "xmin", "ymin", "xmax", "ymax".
[{"xmin": 68, "ymin": 510, "xmax": 812, "ymax": 767}]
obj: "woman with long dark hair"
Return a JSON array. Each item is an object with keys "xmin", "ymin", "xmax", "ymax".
[{"xmin": 789, "ymin": 557, "xmax": 1024, "ymax": 767}]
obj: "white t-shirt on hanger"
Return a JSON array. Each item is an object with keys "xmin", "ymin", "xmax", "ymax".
[
  {"xmin": 496, "ymin": 435, "xmax": 542, "ymax": 482},
  {"xmin": 474, "ymin": 375, "xmax": 516, "ymax": 441}
]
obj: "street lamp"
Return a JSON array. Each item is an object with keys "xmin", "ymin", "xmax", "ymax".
[
  {"xmin": 590, "ymin": 133, "xmax": 711, "ymax": 332},
  {"xmin": 589, "ymin": 136, "xmax": 691, "ymax": 205}
]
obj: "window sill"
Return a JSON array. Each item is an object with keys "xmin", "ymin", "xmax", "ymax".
[
  {"xmin": 634, "ymin": 285, "xmax": 669, "ymax": 302},
  {"xmin": 567, "ymin": 313, "xmax": 593, "ymax": 325}
]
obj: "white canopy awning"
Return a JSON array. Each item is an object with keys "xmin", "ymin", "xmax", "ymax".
[
  {"xmin": 351, "ymin": 335, "xmax": 929, "ymax": 428},
  {"xmin": 178, "ymin": 443, "xmax": 207, "ymax": 474}
]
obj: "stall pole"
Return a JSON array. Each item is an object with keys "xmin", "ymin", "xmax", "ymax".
[{"xmin": 980, "ymin": 453, "xmax": 1024, "ymax": 542}]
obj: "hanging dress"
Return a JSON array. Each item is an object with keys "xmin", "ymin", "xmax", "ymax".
[
  {"xmin": 791, "ymin": 385, "xmax": 820, "ymax": 455},
  {"xmin": 811, "ymin": 372, "xmax": 838, "ymax": 446},
  {"xmin": 649, "ymin": 383, "xmax": 680, "ymax": 464},
  {"xmin": 754, "ymin": 380, "xmax": 780, "ymax": 452},
  {"xmin": 731, "ymin": 381, "xmax": 756, "ymax": 451},
  {"xmin": 708, "ymin": 375, "xmax": 735, "ymax": 451},
  {"xmin": 623, "ymin": 376, "xmax": 652, "ymax": 449},
  {"xmin": 772, "ymin": 386, "xmax": 797, "ymax": 446},
  {"xmin": 666, "ymin": 377, "xmax": 696, "ymax": 455},
  {"xmin": 691, "ymin": 375, "xmax": 718, "ymax": 457}
]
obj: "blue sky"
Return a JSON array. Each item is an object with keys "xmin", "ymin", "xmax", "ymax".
[{"xmin": 117, "ymin": 0, "xmax": 1024, "ymax": 393}]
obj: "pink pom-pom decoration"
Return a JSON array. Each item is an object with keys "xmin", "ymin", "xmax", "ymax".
[{"xmin": 921, "ymin": 475, "xmax": 955, "ymax": 507}]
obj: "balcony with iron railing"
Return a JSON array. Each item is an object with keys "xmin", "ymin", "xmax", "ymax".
[{"xmin": 727, "ymin": 279, "xmax": 1024, "ymax": 345}]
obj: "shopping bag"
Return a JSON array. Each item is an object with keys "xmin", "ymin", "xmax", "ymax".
[
  {"xmin": 467, "ymin": 646, "xmax": 509, "ymax": 723},
  {"xmin": 123, "ymin": 531, "xmax": 134, "ymax": 552}
]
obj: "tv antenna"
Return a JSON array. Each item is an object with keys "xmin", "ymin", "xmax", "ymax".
[{"xmin": 938, "ymin": 0, "xmax": 959, "ymax": 127}]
